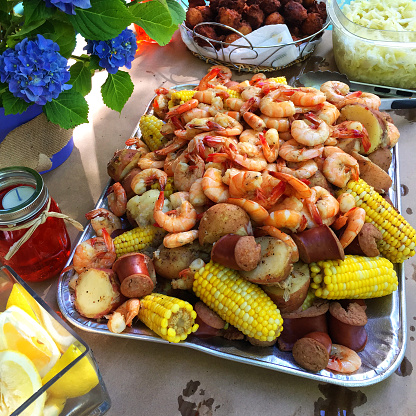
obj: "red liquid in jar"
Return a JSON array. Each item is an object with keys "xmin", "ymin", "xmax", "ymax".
[{"xmin": 0, "ymin": 187, "xmax": 71, "ymax": 282}]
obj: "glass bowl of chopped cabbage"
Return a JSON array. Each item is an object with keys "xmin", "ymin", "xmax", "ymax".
[
  {"xmin": 0, "ymin": 264, "xmax": 111, "ymax": 416},
  {"xmin": 328, "ymin": 0, "xmax": 416, "ymax": 89}
]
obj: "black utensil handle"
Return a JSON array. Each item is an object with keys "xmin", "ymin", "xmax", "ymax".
[{"xmin": 391, "ymin": 100, "xmax": 416, "ymax": 109}]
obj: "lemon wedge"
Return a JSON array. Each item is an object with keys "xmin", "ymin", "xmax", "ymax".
[
  {"xmin": 0, "ymin": 349, "xmax": 46, "ymax": 416},
  {"xmin": 42, "ymin": 343, "xmax": 99, "ymax": 399},
  {"xmin": 6, "ymin": 283, "xmax": 42, "ymax": 322},
  {"xmin": 43, "ymin": 396, "xmax": 66, "ymax": 416},
  {"xmin": 39, "ymin": 306, "xmax": 76, "ymax": 354},
  {"xmin": 0, "ymin": 306, "xmax": 60, "ymax": 377}
]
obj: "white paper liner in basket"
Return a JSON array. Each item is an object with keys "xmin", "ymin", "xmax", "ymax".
[{"xmin": 179, "ymin": 23, "xmax": 322, "ymax": 68}]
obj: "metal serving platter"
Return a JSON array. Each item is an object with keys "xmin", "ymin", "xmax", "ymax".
[{"xmin": 58, "ymin": 84, "xmax": 406, "ymax": 387}]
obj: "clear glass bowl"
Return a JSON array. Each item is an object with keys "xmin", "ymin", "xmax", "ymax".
[
  {"xmin": 328, "ymin": 0, "xmax": 416, "ymax": 89},
  {"xmin": 0, "ymin": 264, "xmax": 111, "ymax": 416}
]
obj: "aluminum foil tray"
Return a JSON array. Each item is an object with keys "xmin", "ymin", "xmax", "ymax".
[{"xmin": 58, "ymin": 85, "xmax": 406, "ymax": 387}]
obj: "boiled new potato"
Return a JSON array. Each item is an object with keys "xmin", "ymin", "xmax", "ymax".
[
  {"xmin": 198, "ymin": 203, "xmax": 251, "ymax": 245},
  {"xmin": 240, "ymin": 237, "xmax": 293, "ymax": 285}
]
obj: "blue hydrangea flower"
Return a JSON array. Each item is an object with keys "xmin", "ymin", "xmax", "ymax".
[
  {"xmin": 0, "ymin": 34, "xmax": 72, "ymax": 106},
  {"xmin": 43, "ymin": 0, "xmax": 91, "ymax": 15},
  {"xmin": 84, "ymin": 28, "xmax": 137, "ymax": 74}
]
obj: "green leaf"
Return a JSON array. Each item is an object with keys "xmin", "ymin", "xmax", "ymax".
[
  {"xmin": 69, "ymin": 61, "xmax": 93, "ymax": 96},
  {"xmin": 130, "ymin": 1, "xmax": 179, "ymax": 46},
  {"xmin": 88, "ymin": 55, "xmax": 102, "ymax": 71},
  {"xmin": 68, "ymin": 0, "xmax": 134, "ymax": 41},
  {"xmin": 44, "ymin": 90, "xmax": 89, "ymax": 129},
  {"xmin": 101, "ymin": 71, "xmax": 134, "ymax": 113},
  {"xmin": 166, "ymin": 0, "xmax": 185, "ymax": 25},
  {"xmin": 22, "ymin": 0, "xmax": 54, "ymax": 25},
  {"xmin": 2, "ymin": 90, "xmax": 32, "ymax": 115},
  {"xmin": 43, "ymin": 19, "xmax": 76, "ymax": 58}
]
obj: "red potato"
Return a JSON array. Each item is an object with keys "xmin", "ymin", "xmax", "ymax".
[
  {"xmin": 211, "ymin": 234, "xmax": 261, "ymax": 271},
  {"xmin": 240, "ymin": 236, "xmax": 293, "ymax": 285},
  {"xmin": 74, "ymin": 268, "xmax": 124, "ymax": 319},
  {"xmin": 261, "ymin": 262, "xmax": 310, "ymax": 313},
  {"xmin": 121, "ymin": 167, "xmax": 142, "ymax": 199},
  {"xmin": 112, "ymin": 253, "xmax": 156, "ymax": 298},
  {"xmin": 107, "ymin": 149, "xmax": 142, "ymax": 182},
  {"xmin": 291, "ymin": 225, "xmax": 344, "ymax": 264}
]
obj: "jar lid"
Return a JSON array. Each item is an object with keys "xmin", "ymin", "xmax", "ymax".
[{"xmin": 0, "ymin": 166, "xmax": 49, "ymax": 225}]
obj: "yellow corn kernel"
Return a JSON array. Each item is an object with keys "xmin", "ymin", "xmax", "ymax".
[
  {"xmin": 311, "ymin": 255, "xmax": 398, "ymax": 300},
  {"xmin": 139, "ymin": 115, "xmax": 167, "ymax": 151},
  {"xmin": 168, "ymin": 90, "xmax": 195, "ymax": 108},
  {"xmin": 138, "ymin": 293, "xmax": 198, "ymax": 343},
  {"xmin": 341, "ymin": 179, "xmax": 416, "ymax": 263},
  {"xmin": 193, "ymin": 261, "xmax": 283, "ymax": 342},
  {"xmin": 150, "ymin": 176, "xmax": 175, "ymax": 197}
]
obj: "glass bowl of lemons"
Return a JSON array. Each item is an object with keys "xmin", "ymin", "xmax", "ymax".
[{"xmin": 0, "ymin": 264, "xmax": 111, "ymax": 416}]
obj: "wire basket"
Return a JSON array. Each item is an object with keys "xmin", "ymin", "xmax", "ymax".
[{"xmin": 179, "ymin": 2, "xmax": 330, "ymax": 73}]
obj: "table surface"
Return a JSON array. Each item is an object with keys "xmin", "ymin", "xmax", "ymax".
[{"xmin": 32, "ymin": 30, "xmax": 416, "ymax": 416}]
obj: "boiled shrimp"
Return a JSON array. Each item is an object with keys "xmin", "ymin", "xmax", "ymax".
[
  {"xmin": 73, "ymin": 228, "xmax": 116, "ymax": 274},
  {"xmin": 131, "ymin": 168, "xmax": 168, "ymax": 195},
  {"xmin": 85, "ymin": 208, "xmax": 122, "ymax": 237},
  {"xmin": 259, "ymin": 129, "xmax": 280, "ymax": 163},
  {"xmin": 155, "ymin": 137, "xmax": 187, "ymax": 155},
  {"xmin": 169, "ymin": 191, "xmax": 190, "ymax": 209},
  {"xmin": 181, "ymin": 107, "xmax": 211, "ymax": 124},
  {"xmin": 163, "ymin": 230, "xmax": 199, "ymax": 248},
  {"xmin": 227, "ymin": 198, "xmax": 269, "ymax": 224},
  {"xmin": 322, "ymin": 152, "xmax": 359, "ymax": 188},
  {"xmin": 260, "ymin": 115, "xmax": 290, "ymax": 132},
  {"xmin": 291, "ymin": 113, "xmax": 330, "ymax": 147},
  {"xmin": 125, "ymin": 137, "xmax": 149, "ymax": 152},
  {"xmin": 257, "ymin": 225, "xmax": 299, "ymax": 262},
  {"xmin": 225, "ymin": 97, "xmax": 245, "ymax": 111},
  {"xmin": 165, "ymin": 99, "xmax": 199, "ymax": 119},
  {"xmin": 290, "ymin": 87, "xmax": 326, "ymax": 107},
  {"xmin": 202, "ymin": 167, "xmax": 230, "ymax": 203},
  {"xmin": 107, "ymin": 299, "xmax": 141, "ymax": 334},
  {"xmin": 330, "ymin": 121, "xmax": 371, "ymax": 153},
  {"xmin": 189, "ymin": 178, "xmax": 209, "ymax": 207},
  {"xmin": 326, "ymin": 344, "xmax": 362, "ymax": 374},
  {"xmin": 275, "ymin": 159, "xmax": 318, "ymax": 179},
  {"xmin": 269, "ymin": 171, "xmax": 312, "ymax": 199},
  {"xmin": 314, "ymin": 101, "xmax": 340, "ymax": 126},
  {"xmin": 225, "ymin": 169, "xmax": 263, "ymax": 198},
  {"xmin": 197, "ymin": 67, "xmax": 223, "ymax": 91},
  {"xmin": 344, "ymin": 92, "xmax": 381, "ymax": 110},
  {"xmin": 337, "ymin": 192, "xmax": 356, "ymax": 214},
  {"xmin": 240, "ymin": 86, "xmax": 262, "ymax": 101},
  {"xmin": 259, "ymin": 88, "xmax": 296, "ymax": 118},
  {"xmin": 212, "ymin": 113, "xmax": 244, "ymax": 136},
  {"xmin": 107, "ymin": 182, "xmax": 127, "ymax": 216},
  {"xmin": 264, "ymin": 209, "xmax": 307, "ymax": 233},
  {"xmin": 153, "ymin": 191, "xmax": 197, "ymax": 233},
  {"xmin": 243, "ymin": 111, "xmax": 266, "ymax": 131},
  {"xmin": 193, "ymin": 88, "xmax": 229, "ymax": 104},
  {"xmin": 279, "ymin": 139, "xmax": 324, "ymax": 162},
  {"xmin": 332, "ymin": 207, "xmax": 366, "ymax": 248},
  {"xmin": 239, "ymin": 96, "xmax": 261, "ymax": 116},
  {"xmin": 239, "ymin": 129, "xmax": 261, "ymax": 145},
  {"xmin": 320, "ymin": 81, "xmax": 362, "ymax": 109},
  {"xmin": 137, "ymin": 151, "xmax": 165, "ymax": 170},
  {"xmin": 305, "ymin": 186, "xmax": 339, "ymax": 226},
  {"xmin": 173, "ymin": 152, "xmax": 205, "ymax": 192}
]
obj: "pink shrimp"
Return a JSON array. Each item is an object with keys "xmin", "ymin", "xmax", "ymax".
[
  {"xmin": 264, "ymin": 209, "xmax": 307, "ymax": 233},
  {"xmin": 225, "ymin": 147, "xmax": 268, "ymax": 171},
  {"xmin": 173, "ymin": 152, "xmax": 205, "ymax": 192},
  {"xmin": 107, "ymin": 299, "xmax": 141, "ymax": 334},
  {"xmin": 227, "ymin": 198, "xmax": 270, "ymax": 224},
  {"xmin": 269, "ymin": 171, "xmax": 312, "ymax": 199},
  {"xmin": 259, "ymin": 88, "xmax": 296, "ymax": 118},
  {"xmin": 154, "ymin": 137, "xmax": 188, "ymax": 156},
  {"xmin": 331, "ymin": 121, "xmax": 371, "ymax": 153},
  {"xmin": 163, "ymin": 230, "xmax": 199, "ymax": 248},
  {"xmin": 243, "ymin": 111, "xmax": 267, "ymax": 131},
  {"xmin": 259, "ymin": 129, "xmax": 279, "ymax": 163},
  {"xmin": 73, "ymin": 229, "xmax": 116, "ymax": 274},
  {"xmin": 202, "ymin": 167, "xmax": 230, "ymax": 203},
  {"xmin": 275, "ymin": 159, "xmax": 318, "ymax": 179},
  {"xmin": 332, "ymin": 207, "xmax": 366, "ymax": 248},
  {"xmin": 260, "ymin": 114, "xmax": 290, "ymax": 131},
  {"xmin": 257, "ymin": 225, "xmax": 299, "ymax": 262},
  {"xmin": 131, "ymin": 168, "xmax": 168, "ymax": 195},
  {"xmin": 197, "ymin": 67, "xmax": 223, "ymax": 90},
  {"xmin": 107, "ymin": 182, "xmax": 127, "ymax": 216},
  {"xmin": 137, "ymin": 151, "xmax": 165, "ymax": 170},
  {"xmin": 212, "ymin": 113, "xmax": 244, "ymax": 137},
  {"xmin": 85, "ymin": 208, "xmax": 122, "ymax": 237},
  {"xmin": 189, "ymin": 178, "xmax": 209, "ymax": 207},
  {"xmin": 291, "ymin": 112, "xmax": 330, "ymax": 147},
  {"xmin": 320, "ymin": 81, "xmax": 363, "ymax": 109},
  {"xmin": 322, "ymin": 151, "xmax": 359, "ymax": 188},
  {"xmin": 153, "ymin": 191, "xmax": 197, "ymax": 233},
  {"xmin": 326, "ymin": 344, "xmax": 362, "ymax": 374},
  {"xmin": 279, "ymin": 139, "xmax": 324, "ymax": 162},
  {"xmin": 165, "ymin": 99, "xmax": 199, "ymax": 119}
]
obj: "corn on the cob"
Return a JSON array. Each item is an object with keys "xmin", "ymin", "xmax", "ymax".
[
  {"xmin": 113, "ymin": 225, "xmax": 163, "ymax": 257},
  {"xmin": 226, "ymin": 88, "xmax": 241, "ymax": 99},
  {"xmin": 310, "ymin": 255, "xmax": 398, "ymax": 300},
  {"xmin": 151, "ymin": 176, "xmax": 175, "ymax": 197},
  {"xmin": 168, "ymin": 90, "xmax": 195, "ymax": 108},
  {"xmin": 301, "ymin": 288, "xmax": 317, "ymax": 310},
  {"xmin": 193, "ymin": 261, "xmax": 283, "ymax": 342},
  {"xmin": 341, "ymin": 179, "xmax": 416, "ymax": 263},
  {"xmin": 138, "ymin": 293, "xmax": 198, "ymax": 342},
  {"xmin": 139, "ymin": 115, "xmax": 167, "ymax": 151},
  {"xmin": 268, "ymin": 76, "xmax": 287, "ymax": 84}
]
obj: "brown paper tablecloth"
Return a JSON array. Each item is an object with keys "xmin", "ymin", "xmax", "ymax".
[{"xmin": 34, "ymin": 30, "xmax": 416, "ymax": 416}]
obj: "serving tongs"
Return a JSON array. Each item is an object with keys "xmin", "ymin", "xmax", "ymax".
[{"xmin": 295, "ymin": 71, "xmax": 416, "ymax": 111}]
